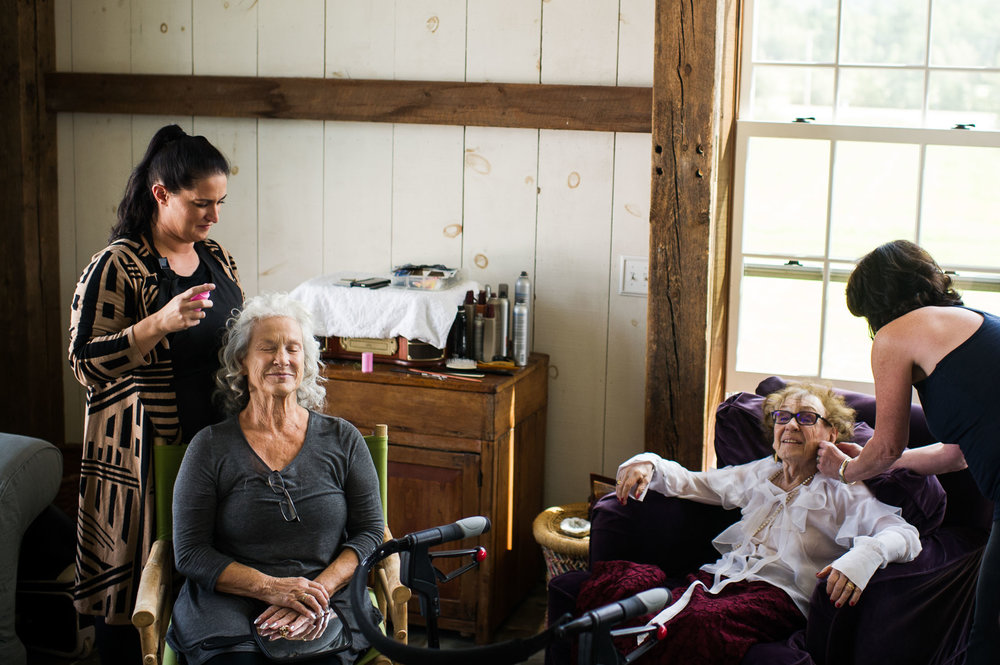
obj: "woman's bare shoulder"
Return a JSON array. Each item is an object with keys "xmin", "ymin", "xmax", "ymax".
[
  {"xmin": 876, "ymin": 306, "xmax": 982, "ymax": 373},
  {"xmin": 880, "ymin": 306, "xmax": 979, "ymax": 337}
]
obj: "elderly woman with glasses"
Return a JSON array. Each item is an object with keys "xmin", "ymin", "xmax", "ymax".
[
  {"xmin": 166, "ymin": 293, "xmax": 384, "ymax": 665},
  {"xmin": 610, "ymin": 382, "xmax": 922, "ymax": 665}
]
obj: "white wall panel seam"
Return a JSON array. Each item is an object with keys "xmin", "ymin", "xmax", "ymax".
[{"xmin": 601, "ymin": 131, "xmax": 620, "ymax": 472}]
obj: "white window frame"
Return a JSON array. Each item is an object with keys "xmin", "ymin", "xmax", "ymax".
[
  {"xmin": 738, "ymin": 0, "xmax": 1000, "ymax": 130},
  {"xmin": 727, "ymin": 0, "xmax": 1000, "ymax": 396},
  {"xmin": 726, "ymin": 120, "xmax": 1000, "ymax": 397}
]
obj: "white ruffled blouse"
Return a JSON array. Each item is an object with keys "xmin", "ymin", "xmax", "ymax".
[{"xmin": 619, "ymin": 453, "xmax": 922, "ymax": 624}]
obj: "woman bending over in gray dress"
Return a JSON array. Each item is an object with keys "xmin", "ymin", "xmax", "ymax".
[{"xmin": 167, "ymin": 293, "xmax": 384, "ymax": 665}]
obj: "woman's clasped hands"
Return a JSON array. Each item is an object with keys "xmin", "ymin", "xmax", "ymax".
[{"xmin": 254, "ymin": 576, "xmax": 334, "ymax": 641}]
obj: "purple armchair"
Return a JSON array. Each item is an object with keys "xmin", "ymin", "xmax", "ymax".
[{"xmin": 547, "ymin": 377, "xmax": 992, "ymax": 665}]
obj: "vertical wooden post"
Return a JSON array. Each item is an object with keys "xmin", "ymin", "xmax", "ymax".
[
  {"xmin": 0, "ymin": 0, "xmax": 63, "ymax": 444},
  {"xmin": 646, "ymin": 0, "xmax": 739, "ymax": 468}
]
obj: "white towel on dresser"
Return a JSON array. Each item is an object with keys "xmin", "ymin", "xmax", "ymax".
[{"xmin": 290, "ymin": 272, "xmax": 479, "ymax": 350}]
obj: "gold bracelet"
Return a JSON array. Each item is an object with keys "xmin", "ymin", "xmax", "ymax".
[{"xmin": 839, "ymin": 458, "xmax": 856, "ymax": 485}]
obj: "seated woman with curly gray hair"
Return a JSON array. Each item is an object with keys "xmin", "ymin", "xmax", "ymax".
[
  {"xmin": 166, "ymin": 292, "xmax": 384, "ymax": 665},
  {"xmin": 610, "ymin": 382, "xmax": 923, "ymax": 665}
]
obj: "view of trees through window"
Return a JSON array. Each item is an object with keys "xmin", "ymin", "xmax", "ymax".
[{"xmin": 728, "ymin": 0, "xmax": 1000, "ymax": 394}]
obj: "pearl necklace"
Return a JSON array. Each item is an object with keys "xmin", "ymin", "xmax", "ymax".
[{"xmin": 751, "ymin": 470, "xmax": 816, "ymax": 539}]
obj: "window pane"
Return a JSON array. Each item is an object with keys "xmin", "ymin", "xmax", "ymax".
[
  {"xmin": 821, "ymin": 272, "xmax": 873, "ymax": 382},
  {"xmin": 927, "ymin": 71, "xmax": 1000, "ymax": 130},
  {"xmin": 958, "ymin": 277, "xmax": 1000, "ymax": 315},
  {"xmin": 829, "ymin": 142, "xmax": 919, "ymax": 260},
  {"xmin": 753, "ymin": 0, "xmax": 838, "ymax": 62},
  {"xmin": 837, "ymin": 68, "xmax": 925, "ymax": 126},
  {"xmin": 840, "ymin": 0, "xmax": 927, "ymax": 65},
  {"xmin": 930, "ymin": 0, "xmax": 1000, "ymax": 68},
  {"xmin": 750, "ymin": 65, "xmax": 835, "ymax": 122},
  {"xmin": 736, "ymin": 268, "xmax": 822, "ymax": 376},
  {"xmin": 743, "ymin": 138, "xmax": 831, "ymax": 256},
  {"xmin": 921, "ymin": 145, "xmax": 1000, "ymax": 265}
]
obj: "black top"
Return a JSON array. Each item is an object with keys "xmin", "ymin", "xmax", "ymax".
[
  {"xmin": 915, "ymin": 307, "xmax": 1000, "ymax": 518},
  {"xmin": 160, "ymin": 242, "xmax": 244, "ymax": 442}
]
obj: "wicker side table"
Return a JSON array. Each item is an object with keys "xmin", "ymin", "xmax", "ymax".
[{"xmin": 532, "ymin": 502, "xmax": 591, "ymax": 583}]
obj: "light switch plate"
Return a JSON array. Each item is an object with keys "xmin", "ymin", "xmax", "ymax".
[{"xmin": 620, "ymin": 256, "xmax": 648, "ymax": 296}]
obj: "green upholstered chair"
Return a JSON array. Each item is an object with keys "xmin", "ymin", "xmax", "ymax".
[{"xmin": 132, "ymin": 426, "xmax": 408, "ymax": 665}]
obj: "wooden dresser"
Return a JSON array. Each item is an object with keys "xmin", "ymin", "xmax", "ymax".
[{"xmin": 320, "ymin": 353, "xmax": 548, "ymax": 643}]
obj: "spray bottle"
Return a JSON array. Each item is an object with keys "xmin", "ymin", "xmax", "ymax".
[{"xmin": 513, "ymin": 271, "xmax": 532, "ymax": 366}]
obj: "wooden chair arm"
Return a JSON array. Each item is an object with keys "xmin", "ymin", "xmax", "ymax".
[
  {"xmin": 375, "ymin": 527, "xmax": 409, "ymax": 644},
  {"xmin": 133, "ymin": 539, "xmax": 170, "ymax": 627},
  {"xmin": 374, "ymin": 565, "xmax": 408, "ymax": 642},
  {"xmin": 377, "ymin": 552, "xmax": 410, "ymax": 606},
  {"xmin": 132, "ymin": 538, "xmax": 172, "ymax": 665}
]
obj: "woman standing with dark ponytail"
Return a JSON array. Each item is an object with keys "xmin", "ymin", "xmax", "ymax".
[
  {"xmin": 816, "ymin": 239, "xmax": 1000, "ymax": 662},
  {"xmin": 68, "ymin": 125, "xmax": 244, "ymax": 664}
]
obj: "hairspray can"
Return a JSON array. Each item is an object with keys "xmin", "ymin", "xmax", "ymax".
[
  {"xmin": 514, "ymin": 271, "xmax": 532, "ymax": 357},
  {"xmin": 512, "ymin": 302, "xmax": 529, "ymax": 366},
  {"xmin": 474, "ymin": 312, "xmax": 484, "ymax": 362},
  {"xmin": 496, "ymin": 283, "xmax": 510, "ymax": 358},
  {"xmin": 482, "ymin": 304, "xmax": 497, "ymax": 362}
]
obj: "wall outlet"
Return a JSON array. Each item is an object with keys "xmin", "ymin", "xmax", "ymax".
[{"xmin": 620, "ymin": 256, "xmax": 648, "ymax": 296}]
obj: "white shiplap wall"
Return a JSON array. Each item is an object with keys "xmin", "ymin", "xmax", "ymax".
[{"xmin": 55, "ymin": 0, "xmax": 653, "ymax": 507}]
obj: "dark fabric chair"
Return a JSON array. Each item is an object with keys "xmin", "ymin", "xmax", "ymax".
[
  {"xmin": 546, "ymin": 377, "xmax": 993, "ymax": 665},
  {"xmin": 1, "ymin": 433, "xmax": 63, "ymax": 665}
]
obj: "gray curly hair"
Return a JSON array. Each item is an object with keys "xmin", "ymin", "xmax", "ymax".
[
  {"xmin": 215, "ymin": 292, "xmax": 325, "ymax": 414},
  {"xmin": 761, "ymin": 382, "xmax": 855, "ymax": 443}
]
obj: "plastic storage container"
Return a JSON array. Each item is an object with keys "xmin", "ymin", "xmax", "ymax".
[{"xmin": 391, "ymin": 266, "xmax": 461, "ymax": 290}]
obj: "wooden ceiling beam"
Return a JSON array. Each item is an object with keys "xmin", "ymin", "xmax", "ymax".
[{"xmin": 45, "ymin": 72, "xmax": 652, "ymax": 133}]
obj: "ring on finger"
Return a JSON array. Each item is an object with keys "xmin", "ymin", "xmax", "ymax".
[{"xmin": 279, "ymin": 626, "xmax": 291, "ymax": 638}]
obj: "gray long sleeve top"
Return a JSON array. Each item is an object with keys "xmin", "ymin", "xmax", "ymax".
[{"xmin": 166, "ymin": 411, "xmax": 383, "ymax": 664}]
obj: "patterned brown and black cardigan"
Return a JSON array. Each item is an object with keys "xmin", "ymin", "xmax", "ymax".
[{"xmin": 68, "ymin": 235, "xmax": 242, "ymax": 624}]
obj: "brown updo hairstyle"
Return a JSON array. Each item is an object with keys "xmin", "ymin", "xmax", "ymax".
[
  {"xmin": 762, "ymin": 382, "xmax": 855, "ymax": 443},
  {"xmin": 846, "ymin": 239, "xmax": 963, "ymax": 335}
]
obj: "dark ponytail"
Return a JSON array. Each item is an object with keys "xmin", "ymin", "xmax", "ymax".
[{"xmin": 110, "ymin": 124, "xmax": 230, "ymax": 242}]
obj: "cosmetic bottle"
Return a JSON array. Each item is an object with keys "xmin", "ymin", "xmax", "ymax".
[
  {"xmin": 514, "ymin": 271, "xmax": 532, "ymax": 361},
  {"xmin": 482, "ymin": 304, "xmax": 497, "ymax": 362},
  {"xmin": 487, "ymin": 289, "xmax": 504, "ymax": 358},
  {"xmin": 512, "ymin": 302, "xmax": 528, "ymax": 366},
  {"xmin": 463, "ymin": 290, "xmax": 476, "ymax": 354},
  {"xmin": 496, "ymin": 283, "xmax": 510, "ymax": 358},
  {"xmin": 447, "ymin": 306, "xmax": 468, "ymax": 359},
  {"xmin": 474, "ymin": 312, "xmax": 484, "ymax": 362}
]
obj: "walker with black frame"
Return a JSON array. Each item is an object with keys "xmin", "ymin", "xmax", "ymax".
[{"xmin": 349, "ymin": 516, "xmax": 672, "ymax": 665}]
